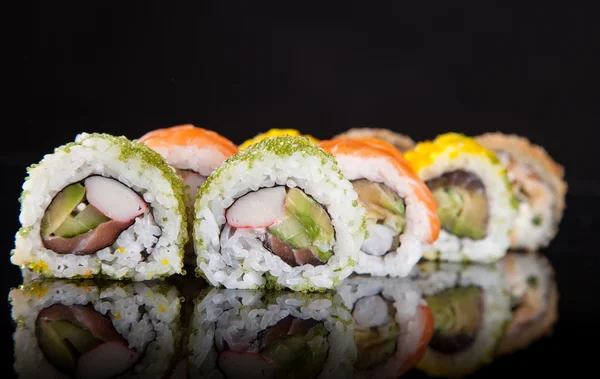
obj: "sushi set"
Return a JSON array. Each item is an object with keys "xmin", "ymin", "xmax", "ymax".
[{"xmin": 8, "ymin": 126, "xmax": 566, "ymax": 378}]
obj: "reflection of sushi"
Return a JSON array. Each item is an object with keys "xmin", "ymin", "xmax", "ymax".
[
  {"xmin": 139, "ymin": 124, "xmax": 239, "ymax": 264},
  {"xmin": 193, "ymin": 136, "xmax": 367, "ymax": 291},
  {"xmin": 333, "ymin": 128, "xmax": 416, "ymax": 153},
  {"xmin": 319, "ymin": 138, "xmax": 440, "ymax": 277},
  {"xmin": 239, "ymin": 129, "xmax": 320, "ymax": 150},
  {"xmin": 476, "ymin": 133, "xmax": 567, "ymax": 250},
  {"xmin": 404, "ymin": 133, "xmax": 518, "ymax": 263},
  {"xmin": 410, "ymin": 261, "xmax": 512, "ymax": 378},
  {"xmin": 12, "ymin": 133, "xmax": 188, "ymax": 281},
  {"xmin": 497, "ymin": 252, "xmax": 558, "ymax": 355},
  {"xmin": 187, "ymin": 288, "xmax": 356, "ymax": 379},
  {"xmin": 9, "ymin": 279, "xmax": 183, "ymax": 379},
  {"xmin": 336, "ymin": 275, "xmax": 434, "ymax": 378}
]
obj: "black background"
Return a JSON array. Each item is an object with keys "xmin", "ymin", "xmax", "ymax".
[{"xmin": 3, "ymin": 1, "xmax": 598, "ymax": 377}]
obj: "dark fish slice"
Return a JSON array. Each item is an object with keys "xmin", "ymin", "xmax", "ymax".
[{"xmin": 42, "ymin": 219, "xmax": 134, "ymax": 255}]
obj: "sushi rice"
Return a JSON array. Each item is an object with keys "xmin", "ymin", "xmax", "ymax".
[
  {"xmin": 9, "ymin": 279, "xmax": 183, "ymax": 379},
  {"xmin": 410, "ymin": 261, "xmax": 512, "ymax": 378},
  {"xmin": 193, "ymin": 136, "xmax": 367, "ymax": 292},
  {"xmin": 11, "ymin": 133, "xmax": 188, "ymax": 281},
  {"xmin": 187, "ymin": 288, "xmax": 356, "ymax": 379},
  {"xmin": 404, "ymin": 133, "xmax": 518, "ymax": 263}
]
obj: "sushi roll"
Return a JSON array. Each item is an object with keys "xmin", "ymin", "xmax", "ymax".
[
  {"xmin": 11, "ymin": 133, "xmax": 188, "ymax": 281},
  {"xmin": 239, "ymin": 128, "xmax": 320, "ymax": 150},
  {"xmin": 319, "ymin": 138, "xmax": 440, "ymax": 277},
  {"xmin": 139, "ymin": 124, "xmax": 239, "ymax": 264},
  {"xmin": 9, "ymin": 279, "xmax": 183, "ymax": 379},
  {"xmin": 410, "ymin": 261, "xmax": 512, "ymax": 378},
  {"xmin": 333, "ymin": 128, "xmax": 416, "ymax": 153},
  {"xmin": 496, "ymin": 252, "xmax": 558, "ymax": 356},
  {"xmin": 404, "ymin": 133, "xmax": 518, "ymax": 263},
  {"xmin": 476, "ymin": 133, "xmax": 567, "ymax": 250},
  {"xmin": 186, "ymin": 288, "xmax": 356, "ymax": 379},
  {"xmin": 193, "ymin": 136, "xmax": 367, "ymax": 292},
  {"xmin": 336, "ymin": 275, "xmax": 434, "ymax": 378}
]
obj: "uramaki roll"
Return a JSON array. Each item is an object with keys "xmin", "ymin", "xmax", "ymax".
[
  {"xmin": 187, "ymin": 288, "xmax": 356, "ymax": 379},
  {"xmin": 333, "ymin": 128, "xmax": 416, "ymax": 153},
  {"xmin": 9, "ymin": 279, "xmax": 183, "ymax": 379},
  {"xmin": 12, "ymin": 133, "xmax": 188, "ymax": 281},
  {"xmin": 336, "ymin": 275, "xmax": 434, "ymax": 379},
  {"xmin": 404, "ymin": 133, "xmax": 518, "ymax": 263},
  {"xmin": 496, "ymin": 252, "xmax": 558, "ymax": 356},
  {"xmin": 476, "ymin": 133, "xmax": 567, "ymax": 250},
  {"xmin": 139, "ymin": 124, "xmax": 238, "ymax": 264},
  {"xmin": 193, "ymin": 136, "xmax": 367, "ymax": 292},
  {"xmin": 319, "ymin": 138, "xmax": 440, "ymax": 277},
  {"xmin": 410, "ymin": 261, "xmax": 512, "ymax": 378}
]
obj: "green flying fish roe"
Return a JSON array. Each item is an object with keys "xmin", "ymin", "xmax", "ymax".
[{"xmin": 194, "ymin": 135, "xmax": 369, "ymax": 250}]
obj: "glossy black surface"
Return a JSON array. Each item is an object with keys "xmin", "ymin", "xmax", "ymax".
[{"xmin": 5, "ymin": 1, "xmax": 598, "ymax": 378}]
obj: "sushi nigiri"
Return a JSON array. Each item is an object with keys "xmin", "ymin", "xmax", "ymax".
[
  {"xmin": 476, "ymin": 133, "xmax": 567, "ymax": 251},
  {"xmin": 319, "ymin": 138, "xmax": 440, "ymax": 277}
]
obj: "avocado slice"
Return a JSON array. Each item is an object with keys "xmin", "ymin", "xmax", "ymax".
[
  {"xmin": 424, "ymin": 286, "xmax": 484, "ymax": 354},
  {"xmin": 268, "ymin": 214, "xmax": 312, "ymax": 249},
  {"xmin": 50, "ymin": 319, "xmax": 104, "ymax": 353},
  {"xmin": 353, "ymin": 179, "xmax": 405, "ymax": 215},
  {"xmin": 432, "ymin": 187, "xmax": 488, "ymax": 240},
  {"xmin": 41, "ymin": 183, "xmax": 86, "ymax": 236},
  {"xmin": 53, "ymin": 205, "xmax": 111, "ymax": 238},
  {"xmin": 284, "ymin": 188, "xmax": 334, "ymax": 245},
  {"xmin": 36, "ymin": 320, "xmax": 78, "ymax": 375}
]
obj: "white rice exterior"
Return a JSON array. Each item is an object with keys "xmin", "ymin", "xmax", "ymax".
[
  {"xmin": 333, "ymin": 156, "xmax": 435, "ymax": 277},
  {"xmin": 12, "ymin": 133, "xmax": 187, "ymax": 281},
  {"xmin": 417, "ymin": 152, "xmax": 517, "ymax": 263},
  {"xmin": 194, "ymin": 139, "xmax": 367, "ymax": 291},
  {"xmin": 9, "ymin": 280, "xmax": 182, "ymax": 379},
  {"xmin": 187, "ymin": 288, "xmax": 356, "ymax": 379},
  {"xmin": 410, "ymin": 262, "xmax": 512, "ymax": 378},
  {"xmin": 336, "ymin": 275, "xmax": 429, "ymax": 379}
]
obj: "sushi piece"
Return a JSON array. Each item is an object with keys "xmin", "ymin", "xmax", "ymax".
[
  {"xmin": 476, "ymin": 133, "xmax": 567, "ymax": 250},
  {"xmin": 333, "ymin": 128, "xmax": 416, "ymax": 153},
  {"xmin": 139, "ymin": 124, "xmax": 239, "ymax": 264},
  {"xmin": 9, "ymin": 279, "xmax": 183, "ymax": 379},
  {"xmin": 496, "ymin": 252, "xmax": 558, "ymax": 356},
  {"xmin": 410, "ymin": 261, "xmax": 512, "ymax": 378},
  {"xmin": 11, "ymin": 133, "xmax": 188, "ymax": 281},
  {"xmin": 186, "ymin": 288, "xmax": 356, "ymax": 379},
  {"xmin": 319, "ymin": 138, "xmax": 440, "ymax": 277},
  {"xmin": 193, "ymin": 136, "xmax": 367, "ymax": 292},
  {"xmin": 336, "ymin": 275, "xmax": 435, "ymax": 378},
  {"xmin": 239, "ymin": 128, "xmax": 320, "ymax": 150},
  {"xmin": 404, "ymin": 133, "xmax": 518, "ymax": 263}
]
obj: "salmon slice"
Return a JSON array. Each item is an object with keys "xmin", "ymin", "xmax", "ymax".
[
  {"xmin": 319, "ymin": 138, "xmax": 440, "ymax": 243},
  {"xmin": 139, "ymin": 124, "xmax": 239, "ymax": 158}
]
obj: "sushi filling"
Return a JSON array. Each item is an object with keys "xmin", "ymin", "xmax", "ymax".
[
  {"xmin": 217, "ymin": 316, "xmax": 329, "ymax": 379},
  {"xmin": 40, "ymin": 175, "xmax": 157, "ymax": 255},
  {"xmin": 225, "ymin": 186, "xmax": 335, "ymax": 267},
  {"xmin": 35, "ymin": 304, "xmax": 140, "ymax": 378},
  {"xmin": 352, "ymin": 179, "xmax": 406, "ymax": 257},
  {"xmin": 426, "ymin": 170, "xmax": 489, "ymax": 240},
  {"xmin": 352, "ymin": 294, "xmax": 399, "ymax": 370},
  {"xmin": 424, "ymin": 286, "xmax": 484, "ymax": 354}
]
